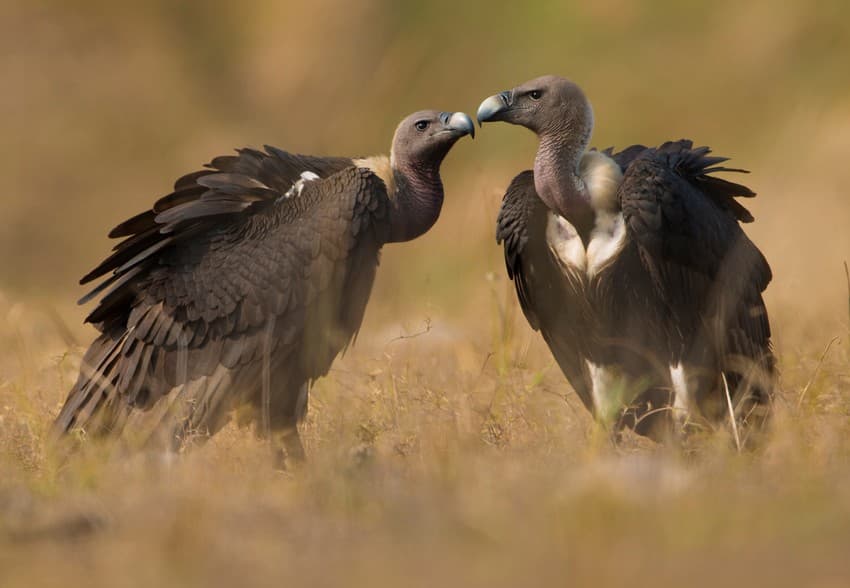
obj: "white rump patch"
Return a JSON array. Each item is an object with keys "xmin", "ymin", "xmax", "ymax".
[
  {"xmin": 283, "ymin": 171, "xmax": 321, "ymax": 200},
  {"xmin": 353, "ymin": 155, "xmax": 395, "ymax": 196}
]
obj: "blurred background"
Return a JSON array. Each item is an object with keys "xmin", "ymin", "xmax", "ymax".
[
  {"xmin": 2, "ymin": 0, "xmax": 849, "ymax": 352},
  {"xmin": 2, "ymin": 3, "xmax": 850, "ymax": 586}
]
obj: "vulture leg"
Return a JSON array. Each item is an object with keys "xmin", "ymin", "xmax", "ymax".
[
  {"xmin": 589, "ymin": 363, "xmax": 672, "ymax": 442},
  {"xmin": 670, "ymin": 362, "xmax": 718, "ymax": 439},
  {"xmin": 272, "ymin": 428, "xmax": 306, "ymax": 470},
  {"xmin": 124, "ymin": 365, "xmax": 237, "ymax": 452},
  {"xmin": 717, "ymin": 366, "xmax": 772, "ymax": 448},
  {"xmin": 670, "ymin": 363, "xmax": 692, "ymax": 430},
  {"xmin": 266, "ymin": 382, "xmax": 309, "ymax": 470},
  {"xmin": 616, "ymin": 386, "xmax": 676, "ymax": 443}
]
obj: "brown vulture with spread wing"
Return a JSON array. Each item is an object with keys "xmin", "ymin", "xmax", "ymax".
[{"xmin": 51, "ymin": 110, "xmax": 474, "ymax": 463}]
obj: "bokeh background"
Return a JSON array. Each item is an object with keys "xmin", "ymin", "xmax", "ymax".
[
  {"xmin": 3, "ymin": 0, "xmax": 849, "ymax": 343},
  {"xmin": 2, "ymin": 1, "xmax": 850, "ymax": 586}
]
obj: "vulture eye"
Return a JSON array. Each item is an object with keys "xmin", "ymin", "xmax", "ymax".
[
  {"xmin": 529, "ymin": 90, "xmax": 543, "ymax": 100},
  {"xmin": 414, "ymin": 120, "xmax": 429, "ymax": 131}
]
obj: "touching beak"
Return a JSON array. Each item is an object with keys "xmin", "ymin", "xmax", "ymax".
[
  {"xmin": 476, "ymin": 91, "xmax": 511, "ymax": 125},
  {"xmin": 441, "ymin": 111, "xmax": 475, "ymax": 139}
]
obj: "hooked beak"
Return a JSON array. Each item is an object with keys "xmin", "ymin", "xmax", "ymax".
[
  {"xmin": 476, "ymin": 91, "xmax": 511, "ymax": 125},
  {"xmin": 439, "ymin": 111, "xmax": 475, "ymax": 139}
]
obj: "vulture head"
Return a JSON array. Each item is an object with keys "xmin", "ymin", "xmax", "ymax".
[
  {"xmin": 477, "ymin": 76, "xmax": 603, "ymax": 232},
  {"xmin": 391, "ymin": 110, "xmax": 475, "ymax": 167},
  {"xmin": 476, "ymin": 75, "xmax": 592, "ymax": 140},
  {"xmin": 366, "ymin": 110, "xmax": 473, "ymax": 244}
]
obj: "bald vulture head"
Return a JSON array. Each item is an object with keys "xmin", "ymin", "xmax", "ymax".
[
  {"xmin": 391, "ymin": 110, "xmax": 475, "ymax": 167},
  {"xmin": 476, "ymin": 75, "xmax": 593, "ymax": 144},
  {"xmin": 359, "ymin": 110, "xmax": 473, "ymax": 244},
  {"xmin": 477, "ymin": 76, "xmax": 618, "ymax": 233}
]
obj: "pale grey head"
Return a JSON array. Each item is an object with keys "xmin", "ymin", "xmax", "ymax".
[
  {"xmin": 477, "ymin": 75, "xmax": 592, "ymax": 139},
  {"xmin": 477, "ymin": 76, "xmax": 599, "ymax": 236},
  {"xmin": 379, "ymin": 110, "xmax": 474, "ymax": 243},
  {"xmin": 392, "ymin": 110, "xmax": 475, "ymax": 167}
]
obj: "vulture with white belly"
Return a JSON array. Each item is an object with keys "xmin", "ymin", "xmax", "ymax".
[
  {"xmin": 478, "ymin": 76, "xmax": 773, "ymax": 444},
  {"xmin": 51, "ymin": 110, "xmax": 474, "ymax": 464}
]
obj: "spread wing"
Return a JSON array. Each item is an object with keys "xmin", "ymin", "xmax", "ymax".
[
  {"xmin": 52, "ymin": 146, "xmax": 390, "ymax": 441},
  {"xmin": 496, "ymin": 170, "xmax": 594, "ymax": 413}
]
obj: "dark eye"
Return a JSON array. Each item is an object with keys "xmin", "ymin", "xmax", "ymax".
[
  {"xmin": 414, "ymin": 120, "xmax": 429, "ymax": 131},
  {"xmin": 529, "ymin": 90, "xmax": 542, "ymax": 100}
]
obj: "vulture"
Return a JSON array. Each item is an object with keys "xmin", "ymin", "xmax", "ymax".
[
  {"xmin": 477, "ymin": 76, "xmax": 774, "ymax": 444},
  {"xmin": 51, "ymin": 110, "xmax": 474, "ymax": 464}
]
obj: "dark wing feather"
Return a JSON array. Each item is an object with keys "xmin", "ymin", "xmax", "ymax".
[
  {"xmin": 82, "ymin": 147, "xmax": 353, "ymax": 291},
  {"xmin": 496, "ymin": 171, "xmax": 538, "ymax": 328},
  {"xmin": 604, "ymin": 144, "xmax": 648, "ymax": 171},
  {"xmin": 617, "ymin": 141, "xmax": 774, "ymax": 408},
  {"xmin": 52, "ymin": 148, "xmax": 388, "ymax": 443},
  {"xmin": 496, "ymin": 171, "xmax": 595, "ymax": 413}
]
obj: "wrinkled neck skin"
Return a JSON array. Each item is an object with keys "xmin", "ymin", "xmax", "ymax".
[
  {"xmin": 386, "ymin": 158, "xmax": 444, "ymax": 243},
  {"xmin": 534, "ymin": 125, "xmax": 595, "ymax": 242}
]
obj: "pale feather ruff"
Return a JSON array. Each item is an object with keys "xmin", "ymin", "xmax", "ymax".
[
  {"xmin": 546, "ymin": 150, "xmax": 627, "ymax": 279},
  {"xmin": 354, "ymin": 155, "xmax": 396, "ymax": 197},
  {"xmin": 579, "ymin": 150, "xmax": 623, "ymax": 213}
]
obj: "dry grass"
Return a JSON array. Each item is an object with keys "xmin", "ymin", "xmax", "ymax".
[
  {"xmin": 2, "ymin": 261, "xmax": 850, "ymax": 587},
  {"xmin": 3, "ymin": 1, "xmax": 850, "ymax": 586}
]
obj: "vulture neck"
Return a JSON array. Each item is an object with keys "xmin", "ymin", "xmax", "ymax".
[
  {"xmin": 357, "ymin": 154, "xmax": 444, "ymax": 244},
  {"xmin": 388, "ymin": 159, "xmax": 444, "ymax": 243},
  {"xmin": 534, "ymin": 131, "xmax": 596, "ymax": 244}
]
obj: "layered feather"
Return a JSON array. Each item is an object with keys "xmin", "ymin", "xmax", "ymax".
[{"xmin": 52, "ymin": 146, "xmax": 391, "ymax": 445}]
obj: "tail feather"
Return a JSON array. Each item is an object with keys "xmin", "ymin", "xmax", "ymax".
[
  {"xmin": 50, "ymin": 330, "xmax": 130, "ymax": 441},
  {"xmin": 118, "ymin": 364, "xmax": 238, "ymax": 450},
  {"xmin": 51, "ymin": 330, "xmax": 242, "ymax": 451}
]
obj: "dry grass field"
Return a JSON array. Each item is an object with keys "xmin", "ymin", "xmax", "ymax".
[{"xmin": 2, "ymin": 1, "xmax": 850, "ymax": 586}]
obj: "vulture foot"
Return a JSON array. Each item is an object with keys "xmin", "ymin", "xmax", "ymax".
[{"xmin": 271, "ymin": 427, "xmax": 306, "ymax": 471}]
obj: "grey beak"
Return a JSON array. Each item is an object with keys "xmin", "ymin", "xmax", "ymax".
[
  {"xmin": 476, "ymin": 91, "xmax": 510, "ymax": 125},
  {"xmin": 443, "ymin": 111, "xmax": 475, "ymax": 139}
]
